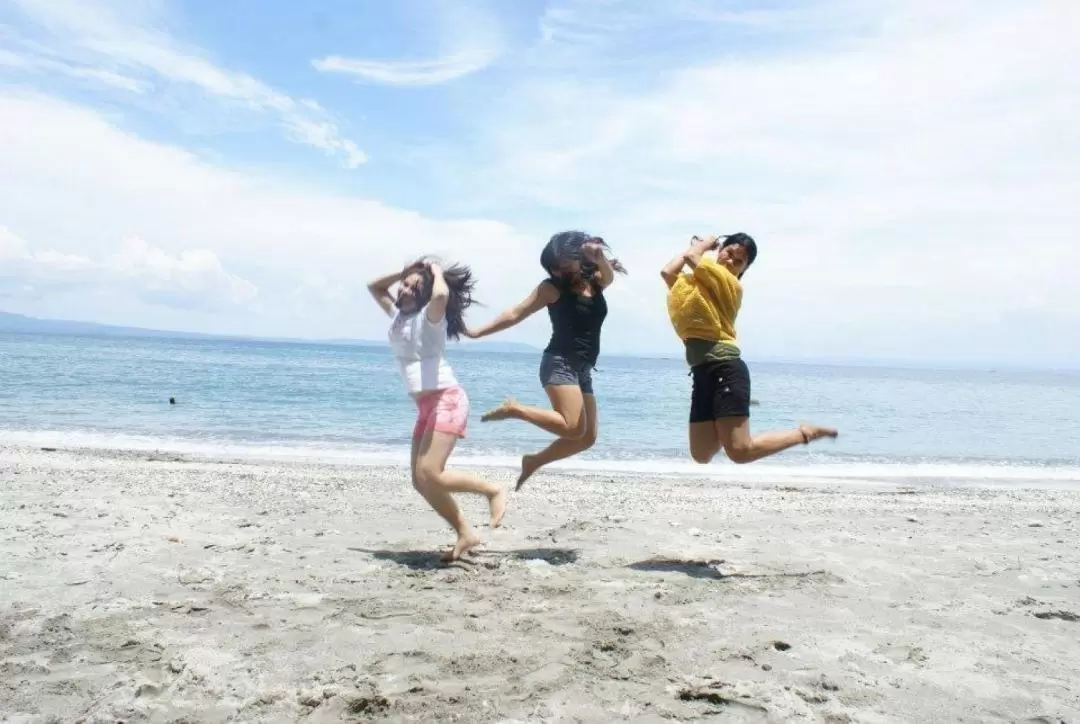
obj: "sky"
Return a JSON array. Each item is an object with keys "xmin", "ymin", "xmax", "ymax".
[{"xmin": 0, "ymin": 0, "xmax": 1077, "ymax": 367}]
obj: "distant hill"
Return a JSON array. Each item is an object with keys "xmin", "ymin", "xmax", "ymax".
[
  {"xmin": 0, "ymin": 311, "xmax": 226, "ymax": 339},
  {"xmin": 0, "ymin": 311, "xmax": 538, "ymax": 354}
]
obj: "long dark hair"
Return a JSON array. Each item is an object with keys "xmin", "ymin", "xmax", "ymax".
[
  {"xmin": 408, "ymin": 257, "xmax": 478, "ymax": 341},
  {"xmin": 540, "ymin": 231, "xmax": 627, "ymax": 283}
]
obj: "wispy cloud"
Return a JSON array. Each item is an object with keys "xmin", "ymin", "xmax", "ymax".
[
  {"xmin": 3, "ymin": 0, "xmax": 367, "ymax": 167},
  {"xmin": 313, "ymin": 51, "xmax": 498, "ymax": 87},
  {"xmin": 283, "ymin": 117, "xmax": 368, "ymax": 169},
  {"xmin": 313, "ymin": 1, "xmax": 503, "ymax": 86},
  {"xmin": 0, "ymin": 48, "xmax": 149, "ymax": 92},
  {"xmin": 477, "ymin": 1, "xmax": 1077, "ymax": 222}
]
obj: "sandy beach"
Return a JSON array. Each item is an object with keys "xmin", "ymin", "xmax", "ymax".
[{"xmin": 1, "ymin": 445, "xmax": 1078, "ymax": 723}]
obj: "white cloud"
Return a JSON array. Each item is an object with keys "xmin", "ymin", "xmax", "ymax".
[
  {"xmin": 434, "ymin": 0, "xmax": 1080, "ymax": 364},
  {"xmin": 108, "ymin": 237, "xmax": 258, "ymax": 309},
  {"xmin": 0, "ymin": 226, "xmax": 257, "ymax": 310},
  {"xmin": 0, "ymin": 91, "xmax": 541, "ymax": 341},
  {"xmin": 312, "ymin": 2, "xmax": 503, "ymax": 86},
  {"xmin": 1, "ymin": 226, "xmax": 95, "ymax": 295},
  {"xmin": 288, "ymin": 275, "xmax": 353, "ymax": 317},
  {"xmin": 3, "ymin": 0, "xmax": 366, "ymax": 167}
]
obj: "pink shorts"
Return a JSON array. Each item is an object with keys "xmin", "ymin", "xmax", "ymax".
[{"xmin": 413, "ymin": 385, "xmax": 469, "ymax": 440}]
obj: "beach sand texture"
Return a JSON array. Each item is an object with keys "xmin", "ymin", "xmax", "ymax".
[{"xmin": 2, "ymin": 446, "xmax": 1079, "ymax": 723}]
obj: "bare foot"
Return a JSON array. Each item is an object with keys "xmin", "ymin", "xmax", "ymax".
[
  {"xmin": 481, "ymin": 398, "xmax": 518, "ymax": 422},
  {"xmin": 515, "ymin": 453, "xmax": 542, "ymax": 491},
  {"xmin": 442, "ymin": 530, "xmax": 483, "ymax": 562},
  {"xmin": 489, "ymin": 486, "xmax": 508, "ymax": 528},
  {"xmin": 799, "ymin": 423, "xmax": 838, "ymax": 443}
]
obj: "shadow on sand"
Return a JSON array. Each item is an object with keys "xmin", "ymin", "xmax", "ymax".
[
  {"xmin": 351, "ymin": 547, "xmax": 580, "ymax": 571},
  {"xmin": 628, "ymin": 557, "xmax": 831, "ymax": 582}
]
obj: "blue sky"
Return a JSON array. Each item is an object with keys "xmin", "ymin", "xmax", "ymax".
[{"xmin": 1, "ymin": 0, "xmax": 1077, "ymax": 366}]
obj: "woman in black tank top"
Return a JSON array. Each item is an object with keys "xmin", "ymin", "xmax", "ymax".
[{"xmin": 464, "ymin": 231, "xmax": 626, "ymax": 490}]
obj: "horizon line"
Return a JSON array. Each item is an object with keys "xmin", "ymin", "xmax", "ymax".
[{"xmin": 2, "ymin": 310, "xmax": 1077, "ymax": 375}]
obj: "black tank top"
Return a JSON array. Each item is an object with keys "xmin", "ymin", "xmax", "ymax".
[{"xmin": 542, "ymin": 277, "xmax": 608, "ymax": 367}]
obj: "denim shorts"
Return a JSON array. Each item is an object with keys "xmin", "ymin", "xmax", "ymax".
[{"xmin": 539, "ymin": 352, "xmax": 594, "ymax": 395}]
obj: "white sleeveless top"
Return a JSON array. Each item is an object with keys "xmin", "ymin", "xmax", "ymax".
[{"xmin": 388, "ymin": 305, "xmax": 458, "ymax": 394}]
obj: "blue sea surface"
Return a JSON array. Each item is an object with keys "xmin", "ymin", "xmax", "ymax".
[{"xmin": 3, "ymin": 332, "xmax": 1079, "ymax": 484}]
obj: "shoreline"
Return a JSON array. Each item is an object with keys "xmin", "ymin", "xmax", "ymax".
[
  {"xmin": 3, "ymin": 445, "xmax": 1079, "ymax": 722},
  {"xmin": 4, "ymin": 440, "xmax": 1080, "ymax": 491}
]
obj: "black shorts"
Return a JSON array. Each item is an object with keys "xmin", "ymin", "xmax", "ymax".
[{"xmin": 689, "ymin": 358, "xmax": 751, "ymax": 423}]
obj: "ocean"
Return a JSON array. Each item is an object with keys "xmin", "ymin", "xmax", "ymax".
[{"xmin": 3, "ymin": 331, "xmax": 1080, "ymax": 485}]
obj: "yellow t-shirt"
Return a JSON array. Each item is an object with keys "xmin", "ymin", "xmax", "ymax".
[{"xmin": 667, "ymin": 256, "xmax": 742, "ymax": 346}]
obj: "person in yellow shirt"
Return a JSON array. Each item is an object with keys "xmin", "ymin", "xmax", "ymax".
[{"xmin": 662, "ymin": 233, "xmax": 837, "ymax": 464}]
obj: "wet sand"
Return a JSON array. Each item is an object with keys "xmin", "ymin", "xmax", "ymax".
[{"xmin": 2, "ymin": 444, "xmax": 1079, "ymax": 723}]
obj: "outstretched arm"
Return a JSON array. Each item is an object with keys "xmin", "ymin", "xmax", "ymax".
[
  {"xmin": 465, "ymin": 282, "xmax": 559, "ymax": 339},
  {"xmin": 425, "ymin": 263, "xmax": 449, "ymax": 323},
  {"xmin": 367, "ymin": 268, "xmax": 406, "ymax": 317}
]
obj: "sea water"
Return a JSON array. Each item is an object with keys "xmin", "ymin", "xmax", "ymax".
[{"xmin": 2, "ymin": 332, "xmax": 1079, "ymax": 485}]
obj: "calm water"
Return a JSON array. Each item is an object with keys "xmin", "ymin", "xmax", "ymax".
[{"xmin": 3, "ymin": 332, "xmax": 1080, "ymax": 483}]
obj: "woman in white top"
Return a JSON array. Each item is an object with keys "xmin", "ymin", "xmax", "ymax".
[{"xmin": 368, "ymin": 258, "xmax": 507, "ymax": 561}]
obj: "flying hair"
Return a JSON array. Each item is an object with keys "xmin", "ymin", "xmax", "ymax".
[{"xmin": 403, "ymin": 256, "xmax": 479, "ymax": 341}]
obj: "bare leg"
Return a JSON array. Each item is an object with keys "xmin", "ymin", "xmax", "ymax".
[
  {"xmin": 481, "ymin": 385, "xmax": 586, "ymax": 438},
  {"xmin": 517, "ymin": 394, "xmax": 598, "ymax": 490},
  {"xmin": 689, "ymin": 421, "xmax": 722, "ymax": 464},
  {"xmin": 436, "ymin": 469, "xmax": 508, "ymax": 528},
  {"xmin": 412, "ymin": 430, "xmax": 505, "ymax": 559},
  {"xmin": 709, "ymin": 417, "xmax": 837, "ymax": 465}
]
